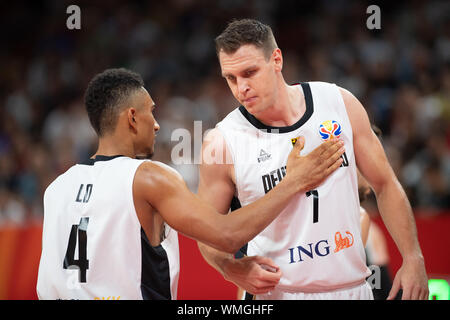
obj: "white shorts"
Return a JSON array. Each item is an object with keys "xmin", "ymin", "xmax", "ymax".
[{"xmin": 254, "ymin": 281, "xmax": 374, "ymax": 300}]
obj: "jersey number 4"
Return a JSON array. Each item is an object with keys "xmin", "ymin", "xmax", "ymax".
[{"xmin": 63, "ymin": 217, "xmax": 89, "ymax": 283}]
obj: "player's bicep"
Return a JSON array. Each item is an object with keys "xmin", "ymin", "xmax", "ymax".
[
  {"xmin": 136, "ymin": 162, "xmax": 227, "ymax": 246},
  {"xmin": 156, "ymin": 180, "xmax": 215, "ymax": 236},
  {"xmin": 340, "ymin": 87, "xmax": 396, "ymax": 193},
  {"xmin": 198, "ymin": 128, "xmax": 235, "ymax": 214}
]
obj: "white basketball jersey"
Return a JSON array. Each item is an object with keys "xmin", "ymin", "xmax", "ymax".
[
  {"xmin": 217, "ymin": 82, "xmax": 371, "ymax": 292},
  {"xmin": 37, "ymin": 156, "xmax": 180, "ymax": 300}
]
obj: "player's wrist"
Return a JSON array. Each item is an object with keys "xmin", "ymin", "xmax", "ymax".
[
  {"xmin": 278, "ymin": 175, "xmax": 305, "ymax": 195},
  {"xmin": 221, "ymin": 255, "xmax": 239, "ymax": 279},
  {"xmin": 402, "ymin": 252, "xmax": 425, "ymax": 264},
  {"xmin": 212, "ymin": 252, "xmax": 234, "ymax": 275}
]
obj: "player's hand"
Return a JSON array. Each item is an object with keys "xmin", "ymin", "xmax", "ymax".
[
  {"xmin": 286, "ymin": 136, "xmax": 345, "ymax": 193},
  {"xmin": 222, "ymin": 255, "xmax": 282, "ymax": 295},
  {"xmin": 387, "ymin": 256, "xmax": 429, "ymax": 300}
]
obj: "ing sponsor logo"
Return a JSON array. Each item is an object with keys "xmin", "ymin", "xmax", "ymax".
[{"xmin": 288, "ymin": 230, "xmax": 355, "ymax": 263}]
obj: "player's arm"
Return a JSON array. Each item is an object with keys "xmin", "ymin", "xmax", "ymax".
[
  {"xmin": 197, "ymin": 128, "xmax": 282, "ymax": 294},
  {"xmin": 135, "ymin": 136, "xmax": 344, "ymax": 254},
  {"xmin": 340, "ymin": 87, "xmax": 428, "ymax": 300},
  {"xmin": 196, "ymin": 128, "xmax": 242, "ymax": 281}
]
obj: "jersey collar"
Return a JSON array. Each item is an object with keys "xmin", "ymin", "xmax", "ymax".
[
  {"xmin": 79, "ymin": 155, "xmax": 125, "ymax": 166},
  {"xmin": 238, "ymin": 82, "xmax": 313, "ymax": 133}
]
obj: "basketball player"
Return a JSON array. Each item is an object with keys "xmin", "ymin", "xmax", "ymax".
[
  {"xmin": 197, "ymin": 19, "xmax": 428, "ymax": 300},
  {"xmin": 36, "ymin": 68, "xmax": 345, "ymax": 300}
]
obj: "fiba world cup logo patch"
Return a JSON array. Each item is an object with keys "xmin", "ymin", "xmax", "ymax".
[{"xmin": 319, "ymin": 120, "xmax": 342, "ymax": 141}]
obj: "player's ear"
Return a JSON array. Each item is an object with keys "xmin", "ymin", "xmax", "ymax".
[
  {"xmin": 272, "ymin": 48, "xmax": 283, "ymax": 72},
  {"xmin": 127, "ymin": 108, "xmax": 138, "ymax": 132}
]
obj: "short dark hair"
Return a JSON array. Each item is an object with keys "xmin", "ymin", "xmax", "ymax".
[
  {"xmin": 84, "ymin": 68, "xmax": 144, "ymax": 136},
  {"xmin": 215, "ymin": 19, "xmax": 278, "ymax": 60}
]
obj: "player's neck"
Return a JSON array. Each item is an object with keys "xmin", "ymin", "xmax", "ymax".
[
  {"xmin": 253, "ymin": 82, "xmax": 305, "ymax": 127},
  {"xmin": 93, "ymin": 134, "xmax": 135, "ymax": 159}
]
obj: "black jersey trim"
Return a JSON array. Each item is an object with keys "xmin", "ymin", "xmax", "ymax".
[
  {"xmin": 238, "ymin": 82, "xmax": 313, "ymax": 133},
  {"xmin": 140, "ymin": 228, "xmax": 172, "ymax": 300},
  {"xmin": 230, "ymin": 196, "xmax": 248, "ymax": 259},
  {"xmin": 79, "ymin": 155, "xmax": 125, "ymax": 166}
]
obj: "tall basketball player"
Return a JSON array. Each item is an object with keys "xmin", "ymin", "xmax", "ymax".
[
  {"xmin": 197, "ymin": 19, "xmax": 428, "ymax": 300},
  {"xmin": 36, "ymin": 68, "xmax": 344, "ymax": 300}
]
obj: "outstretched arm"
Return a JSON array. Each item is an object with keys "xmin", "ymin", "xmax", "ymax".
[
  {"xmin": 340, "ymin": 87, "xmax": 428, "ymax": 300},
  {"xmin": 135, "ymin": 133, "xmax": 344, "ymax": 254}
]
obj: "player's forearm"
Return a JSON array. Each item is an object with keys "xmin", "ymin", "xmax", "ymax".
[
  {"xmin": 185, "ymin": 178, "xmax": 296, "ymax": 254},
  {"xmin": 223, "ymin": 177, "xmax": 297, "ymax": 252},
  {"xmin": 375, "ymin": 179, "xmax": 424, "ymax": 260},
  {"xmin": 198, "ymin": 241, "xmax": 234, "ymax": 277}
]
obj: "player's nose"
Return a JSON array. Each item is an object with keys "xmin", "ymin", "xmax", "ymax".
[{"xmin": 237, "ymin": 78, "xmax": 250, "ymax": 96}]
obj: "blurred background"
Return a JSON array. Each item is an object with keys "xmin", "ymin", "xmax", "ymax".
[{"xmin": 0, "ymin": 0, "xmax": 449, "ymax": 299}]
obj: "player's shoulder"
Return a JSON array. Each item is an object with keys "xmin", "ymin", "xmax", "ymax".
[
  {"xmin": 216, "ymin": 106, "xmax": 245, "ymax": 128},
  {"xmin": 203, "ymin": 127, "xmax": 226, "ymax": 145},
  {"xmin": 137, "ymin": 160, "xmax": 183, "ymax": 182},
  {"xmin": 309, "ymin": 81, "xmax": 356, "ymax": 102},
  {"xmin": 304, "ymin": 80, "xmax": 355, "ymax": 92},
  {"xmin": 200, "ymin": 127, "xmax": 234, "ymax": 167},
  {"xmin": 133, "ymin": 160, "xmax": 187, "ymax": 200},
  {"xmin": 43, "ymin": 165, "xmax": 78, "ymax": 199},
  {"xmin": 152, "ymin": 161, "xmax": 183, "ymax": 180},
  {"xmin": 307, "ymin": 81, "xmax": 359, "ymax": 107},
  {"xmin": 307, "ymin": 80, "xmax": 341, "ymax": 93}
]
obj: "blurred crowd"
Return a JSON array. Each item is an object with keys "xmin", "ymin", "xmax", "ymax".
[{"xmin": 0, "ymin": 0, "xmax": 449, "ymax": 225}]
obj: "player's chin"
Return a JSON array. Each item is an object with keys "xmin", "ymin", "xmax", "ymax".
[{"xmin": 242, "ymin": 101, "xmax": 260, "ymax": 115}]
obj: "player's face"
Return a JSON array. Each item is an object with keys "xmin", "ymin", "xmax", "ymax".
[
  {"xmin": 219, "ymin": 44, "xmax": 280, "ymax": 116},
  {"xmin": 134, "ymin": 88, "xmax": 160, "ymax": 159}
]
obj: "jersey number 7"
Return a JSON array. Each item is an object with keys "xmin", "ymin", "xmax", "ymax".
[{"xmin": 63, "ymin": 217, "xmax": 90, "ymax": 283}]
